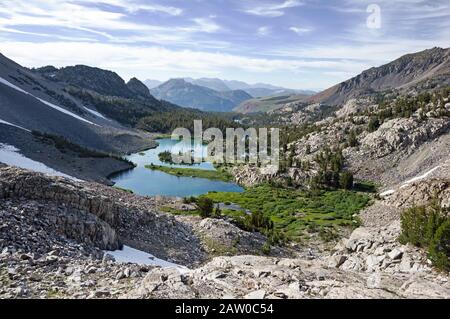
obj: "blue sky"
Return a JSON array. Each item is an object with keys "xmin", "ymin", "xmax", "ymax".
[{"xmin": 0, "ymin": 0, "xmax": 449, "ymax": 90}]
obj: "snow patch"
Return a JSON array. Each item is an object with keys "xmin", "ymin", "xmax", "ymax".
[
  {"xmin": 400, "ymin": 166, "xmax": 441, "ymax": 188},
  {"xmin": 0, "ymin": 118, "xmax": 30, "ymax": 132},
  {"xmin": 0, "ymin": 143, "xmax": 80, "ymax": 181},
  {"xmin": 0, "ymin": 76, "xmax": 97, "ymax": 126},
  {"xmin": 105, "ymin": 245, "xmax": 189, "ymax": 272},
  {"xmin": 0, "ymin": 76, "xmax": 29, "ymax": 94},
  {"xmin": 380, "ymin": 189, "xmax": 395, "ymax": 197},
  {"xmin": 36, "ymin": 97, "xmax": 98, "ymax": 126},
  {"xmin": 83, "ymin": 107, "xmax": 110, "ymax": 121},
  {"xmin": 379, "ymin": 165, "xmax": 442, "ymax": 197}
]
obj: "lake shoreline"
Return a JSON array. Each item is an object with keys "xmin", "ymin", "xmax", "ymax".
[
  {"xmin": 110, "ymin": 138, "xmax": 244, "ymax": 197},
  {"xmin": 145, "ymin": 164, "xmax": 234, "ymax": 182}
]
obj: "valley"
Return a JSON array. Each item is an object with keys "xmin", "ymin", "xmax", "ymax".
[{"xmin": 1, "ymin": 46, "xmax": 450, "ymax": 300}]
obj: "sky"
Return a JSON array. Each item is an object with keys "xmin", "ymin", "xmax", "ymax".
[{"xmin": 0, "ymin": 0, "xmax": 449, "ymax": 91}]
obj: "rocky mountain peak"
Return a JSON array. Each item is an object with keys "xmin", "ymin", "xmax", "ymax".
[
  {"xmin": 36, "ymin": 65, "xmax": 135, "ymax": 98},
  {"xmin": 126, "ymin": 77, "xmax": 151, "ymax": 98}
]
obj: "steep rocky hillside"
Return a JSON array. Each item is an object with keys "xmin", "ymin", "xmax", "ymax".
[
  {"xmin": 0, "ymin": 53, "xmax": 158, "ymax": 182},
  {"xmin": 234, "ymin": 93, "xmax": 311, "ymax": 114},
  {"xmin": 0, "ymin": 53, "xmax": 156, "ymax": 153},
  {"xmin": 231, "ymin": 84, "xmax": 450, "ymax": 192},
  {"xmin": 1, "ymin": 166, "xmax": 448, "ymax": 299},
  {"xmin": 34, "ymin": 64, "xmax": 176, "ymax": 115},
  {"xmin": 239, "ymin": 47, "xmax": 449, "ymax": 116},
  {"xmin": 309, "ymin": 47, "xmax": 450, "ymax": 106}
]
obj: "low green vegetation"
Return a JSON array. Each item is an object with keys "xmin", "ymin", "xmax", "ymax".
[
  {"xmin": 177, "ymin": 195, "xmax": 282, "ymax": 245},
  {"xmin": 153, "ymin": 133, "xmax": 172, "ymax": 139},
  {"xmin": 158, "ymin": 151, "xmax": 173, "ymax": 163},
  {"xmin": 158, "ymin": 151, "xmax": 199, "ymax": 165},
  {"xmin": 309, "ymin": 147, "xmax": 355, "ymax": 190},
  {"xmin": 113, "ymin": 186, "xmax": 134, "ymax": 194},
  {"xmin": 31, "ymin": 131, "xmax": 135, "ymax": 166},
  {"xmin": 196, "ymin": 197, "xmax": 214, "ymax": 218},
  {"xmin": 137, "ymin": 109, "xmax": 241, "ymax": 133},
  {"xmin": 399, "ymin": 199, "xmax": 450, "ymax": 271},
  {"xmin": 353, "ymin": 180, "xmax": 377, "ymax": 193},
  {"xmin": 145, "ymin": 164, "xmax": 233, "ymax": 182},
  {"xmin": 200, "ymin": 184, "xmax": 371, "ymax": 242}
]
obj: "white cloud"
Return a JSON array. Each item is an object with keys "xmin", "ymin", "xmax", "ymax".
[
  {"xmin": 190, "ymin": 17, "xmax": 221, "ymax": 33},
  {"xmin": 0, "ymin": 0, "xmax": 222, "ymax": 47},
  {"xmin": 0, "ymin": 41, "xmax": 369, "ymax": 81},
  {"xmin": 257, "ymin": 26, "xmax": 271, "ymax": 36},
  {"xmin": 75, "ymin": 0, "xmax": 183, "ymax": 16},
  {"xmin": 269, "ymin": 37, "xmax": 450, "ymax": 68},
  {"xmin": 126, "ymin": 4, "xmax": 182, "ymax": 16},
  {"xmin": 289, "ymin": 26, "xmax": 312, "ymax": 35},
  {"xmin": 0, "ymin": 1, "xmax": 148, "ymax": 33},
  {"xmin": 0, "ymin": 0, "xmax": 448, "ymax": 90},
  {"xmin": 244, "ymin": 0, "xmax": 303, "ymax": 17}
]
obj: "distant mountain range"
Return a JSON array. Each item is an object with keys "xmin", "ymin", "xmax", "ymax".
[
  {"xmin": 144, "ymin": 78, "xmax": 316, "ymax": 98},
  {"xmin": 144, "ymin": 79, "xmax": 163, "ymax": 89},
  {"xmin": 150, "ymin": 79, "xmax": 253, "ymax": 112},
  {"xmin": 183, "ymin": 78, "xmax": 315, "ymax": 97},
  {"xmin": 147, "ymin": 77, "xmax": 315, "ymax": 112}
]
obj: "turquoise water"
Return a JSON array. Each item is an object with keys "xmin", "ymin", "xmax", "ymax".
[{"xmin": 111, "ymin": 139, "xmax": 244, "ymax": 197}]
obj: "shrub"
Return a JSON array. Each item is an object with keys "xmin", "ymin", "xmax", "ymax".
[
  {"xmin": 425, "ymin": 201, "xmax": 448, "ymax": 244},
  {"xmin": 429, "ymin": 219, "xmax": 450, "ymax": 271},
  {"xmin": 212, "ymin": 207, "xmax": 222, "ymax": 218},
  {"xmin": 245, "ymin": 211, "xmax": 274, "ymax": 232},
  {"xmin": 197, "ymin": 197, "xmax": 214, "ymax": 218},
  {"xmin": 339, "ymin": 171, "xmax": 354, "ymax": 190},
  {"xmin": 267, "ymin": 230, "xmax": 286, "ymax": 245},
  {"xmin": 348, "ymin": 130, "xmax": 358, "ymax": 147},
  {"xmin": 399, "ymin": 200, "xmax": 449, "ymax": 271},
  {"xmin": 261, "ymin": 242, "xmax": 271, "ymax": 255},
  {"xmin": 158, "ymin": 151, "xmax": 173, "ymax": 163},
  {"xmin": 307, "ymin": 223, "xmax": 319, "ymax": 233},
  {"xmin": 399, "ymin": 205, "xmax": 429, "ymax": 246},
  {"xmin": 319, "ymin": 227, "xmax": 339, "ymax": 242},
  {"xmin": 183, "ymin": 196, "xmax": 197, "ymax": 204},
  {"xmin": 367, "ymin": 117, "xmax": 380, "ymax": 132}
]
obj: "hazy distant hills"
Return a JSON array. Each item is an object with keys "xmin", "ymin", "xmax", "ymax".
[
  {"xmin": 146, "ymin": 77, "xmax": 314, "ymax": 98},
  {"xmin": 183, "ymin": 78, "xmax": 231, "ymax": 92},
  {"xmin": 147, "ymin": 77, "xmax": 315, "ymax": 112},
  {"xmin": 144, "ymin": 79, "xmax": 163, "ymax": 89},
  {"xmin": 150, "ymin": 78, "xmax": 253, "ymax": 112},
  {"xmin": 184, "ymin": 78, "xmax": 315, "ymax": 97}
]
